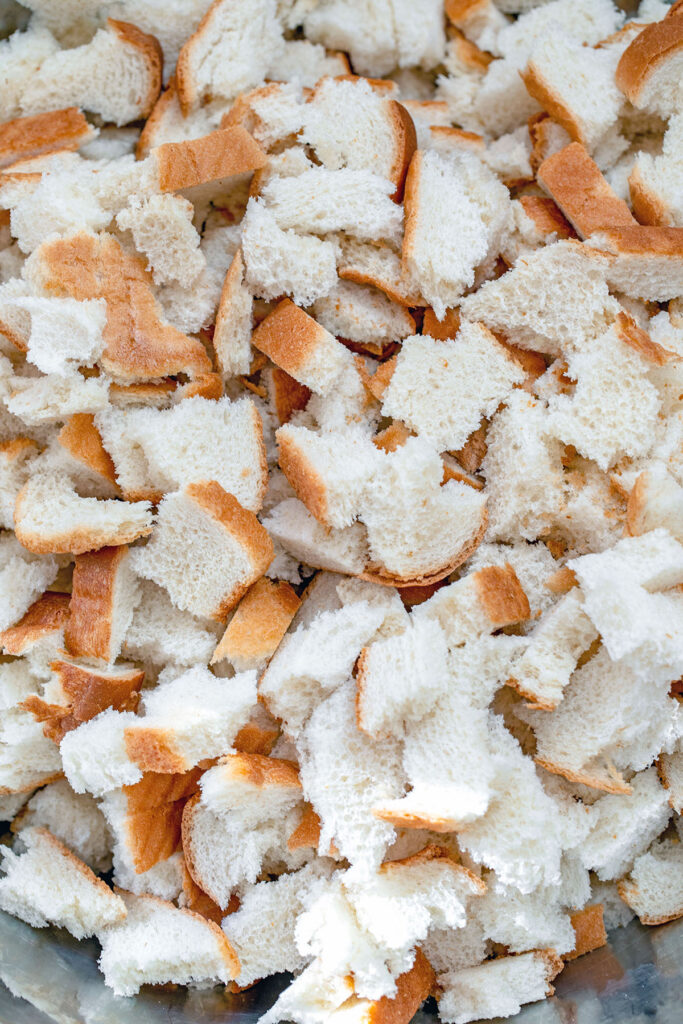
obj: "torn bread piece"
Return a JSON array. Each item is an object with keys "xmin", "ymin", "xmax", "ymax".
[
  {"xmin": 437, "ymin": 950, "xmax": 563, "ymax": 1024},
  {"xmin": 97, "ymin": 891, "xmax": 239, "ymax": 996},
  {"xmin": 414, "ymin": 563, "xmax": 530, "ymax": 648},
  {"xmin": 322, "ymin": 950, "xmax": 435, "ymax": 1024},
  {"xmin": 0, "ymin": 590, "xmax": 69, "ymax": 656},
  {"xmin": 627, "ymin": 462, "xmax": 683, "ymax": 542},
  {"xmin": 131, "ymin": 482, "xmax": 272, "ymax": 621},
  {"xmin": 182, "ymin": 753, "xmax": 305, "ymax": 909},
  {"xmin": 311, "ymin": 280, "xmax": 415, "ymax": 356},
  {"xmin": 56, "ymin": 414, "xmax": 118, "ymax": 499},
  {"xmin": 302, "ymin": 75, "xmax": 416, "ymax": 202},
  {"xmin": 0, "ymin": 827, "xmax": 125, "ymax": 939},
  {"xmin": 148, "ymin": 126, "xmax": 267, "ymax": 206},
  {"xmin": 213, "ymin": 248, "xmax": 253, "ymax": 378},
  {"xmin": 618, "ymin": 837, "xmax": 683, "ymax": 926},
  {"xmin": 508, "ymin": 589, "xmax": 598, "ymax": 711},
  {"xmin": 60, "ymin": 709, "xmax": 143, "ymax": 797},
  {"xmin": 628, "ymin": 113, "xmax": 683, "ymax": 228},
  {"xmin": 122, "ymin": 579, "xmax": 220, "ymax": 668},
  {"xmin": 0, "ymin": 107, "xmax": 95, "ymax": 170},
  {"xmin": 586, "ymin": 227, "xmax": 683, "ymax": 302},
  {"xmin": 64, "ymin": 546, "xmax": 139, "ymax": 663},
  {"xmin": 565, "ymin": 903, "xmax": 607, "ymax": 961},
  {"xmin": 23, "ymin": 658, "xmax": 144, "ymax": 743},
  {"xmin": 381, "ymin": 325, "xmax": 525, "ymax": 452},
  {"xmin": 0, "ymin": 437, "xmax": 39, "ymax": 528},
  {"xmin": 26, "ymin": 231, "xmax": 212, "ymax": 382},
  {"xmin": 537, "ymin": 142, "xmax": 636, "ymax": 239},
  {"xmin": 211, "ymin": 577, "xmax": 300, "ymax": 671},
  {"xmin": 252, "ymin": 299, "xmax": 353, "ymax": 397},
  {"xmin": 615, "ymin": 12, "xmax": 683, "ymax": 118},
  {"xmin": 116, "ymin": 193, "xmax": 205, "ymax": 289},
  {"xmin": 13, "ymin": 778, "xmax": 111, "ymax": 872},
  {"xmin": 262, "ymin": 497, "xmax": 369, "ymax": 577},
  {"xmin": 338, "ymin": 239, "xmax": 424, "ymax": 307},
  {"xmin": 123, "ymin": 666, "xmax": 256, "ymax": 774},
  {"xmin": 658, "ymin": 747, "xmax": 683, "ymax": 814},
  {"xmin": 14, "ymin": 473, "xmax": 153, "ymax": 555},
  {"xmin": 402, "ymin": 149, "xmax": 511, "ymax": 319}
]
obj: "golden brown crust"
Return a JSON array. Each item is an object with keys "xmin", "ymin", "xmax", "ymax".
[
  {"xmin": 175, "ymin": 0, "xmax": 221, "ymax": 114},
  {"xmin": 450, "ymin": 421, "xmax": 489, "ymax": 475},
  {"xmin": 107, "ymin": 19, "xmax": 163, "ymax": 120},
  {"xmin": 615, "ymin": 13, "xmax": 683, "ymax": 105},
  {"xmin": 184, "ymin": 482, "xmax": 274, "ymax": 620},
  {"xmin": 287, "ymin": 803, "xmax": 322, "ymax": 852},
  {"xmin": 521, "ymin": 64, "xmax": 585, "ymax": 146},
  {"xmin": 373, "ymin": 422, "xmax": 413, "ymax": 454},
  {"xmin": 519, "ymin": 196, "xmax": 576, "ymax": 239},
  {"xmin": 629, "ymin": 162, "xmax": 669, "ymax": 227},
  {"xmin": 33, "ymin": 231, "xmax": 212, "ymax": 381},
  {"xmin": 124, "ymin": 726, "xmax": 188, "ymax": 774},
  {"xmin": 535, "ymin": 756, "xmax": 633, "ymax": 795},
  {"xmin": 268, "ymin": 367, "xmax": 312, "ymax": 425},
  {"xmin": 365, "ymin": 356, "xmax": 397, "ymax": 402},
  {"xmin": 179, "ymin": 373, "xmax": 224, "ymax": 401},
  {"xmin": 361, "ymin": 949, "xmax": 435, "ymax": 1024},
  {"xmin": 361, "ymin": 507, "xmax": 489, "ymax": 588},
  {"xmin": 657, "ymin": 751, "xmax": 682, "ymax": 810},
  {"xmin": 214, "ymin": 248, "xmax": 250, "ymax": 375},
  {"xmin": 401, "ymin": 149, "xmax": 422, "ymax": 278},
  {"xmin": 373, "ymin": 805, "xmax": 467, "ymax": 833},
  {"xmin": 0, "ymin": 591, "xmax": 70, "ymax": 655},
  {"xmin": 565, "ymin": 904, "xmax": 607, "ymax": 960},
  {"xmin": 545, "ymin": 566, "xmax": 578, "ymax": 595},
  {"xmin": 537, "ymin": 144, "xmax": 636, "ymax": 239},
  {"xmin": 120, "ymin": 769, "xmax": 201, "ymax": 874},
  {"xmin": 277, "ymin": 431, "xmax": 330, "ymax": 525},
  {"xmin": 215, "ymin": 751, "xmax": 301, "ymax": 790},
  {"xmin": 232, "ymin": 720, "xmax": 280, "ymax": 756},
  {"xmin": 181, "ymin": 856, "xmax": 228, "ymax": 924},
  {"xmin": 338, "ymin": 248, "xmax": 424, "ymax": 307},
  {"xmin": 474, "ymin": 564, "xmax": 531, "ymax": 627},
  {"xmin": 0, "ymin": 108, "xmax": 94, "ymax": 170},
  {"xmin": 380, "ymin": 843, "xmax": 487, "ymax": 894},
  {"xmin": 64, "ymin": 546, "xmax": 128, "ymax": 661},
  {"xmin": 251, "ymin": 299, "xmax": 330, "ymax": 379},
  {"xmin": 0, "ymin": 771, "xmax": 64, "ymax": 797},
  {"xmin": 423, "ymin": 307, "xmax": 461, "ymax": 340},
  {"xmin": 445, "ymin": 0, "xmax": 489, "ymax": 25},
  {"xmin": 153, "ymin": 127, "xmax": 267, "ymax": 193},
  {"xmin": 211, "ymin": 577, "xmax": 300, "ymax": 667},
  {"xmin": 595, "ymin": 225, "xmax": 683, "ymax": 258},
  {"xmin": 13, "ymin": 488, "xmax": 154, "ymax": 555},
  {"xmin": 387, "ymin": 101, "xmax": 417, "ymax": 203},
  {"xmin": 57, "ymin": 415, "xmax": 118, "ymax": 489},
  {"xmin": 614, "ymin": 311, "xmax": 677, "ymax": 366}
]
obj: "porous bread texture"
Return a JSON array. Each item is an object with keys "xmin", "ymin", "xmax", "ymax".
[
  {"xmin": 222, "ymin": 861, "xmax": 334, "ymax": 988},
  {"xmin": 402, "ymin": 149, "xmax": 511, "ymax": 319},
  {"xmin": 96, "ymin": 396, "xmax": 267, "ymax": 511},
  {"xmin": 60, "ymin": 708, "xmax": 143, "ymax": 797},
  {"xmin": 97, "ymin": 890, "xmax": 239, "ymax": 996},
  {"xmin": 615, "ymin": 11, "xmax": 683, "ymax": 119},
  {"xmin": 0, "ymin": 533, "xmax": 58, "ymax": 631},
  {"xmin": 15, "ymin": 779, "xmax": 111, "ymax": 872},
  {"xmin": 0, "ymin": 826, "xmax": 125, "ymax": 939},
  {"xmin": 585, "ymin": 227, "xmax": 683, "ymax": 303},
  {"xmin": 629, "ymin": 114, "xmax": 683, "ymax": 227},
  {"xmin": 123, "ymin": 666, "xmax": 257, "ymax": 773},
  {"xmin": 7, "ymin": 295, "xmax": 106, "ymax": 377},
  {"xmin": 262, "ymin": 497, "xmax": 369, "ymax": 576},
  {"xmin": 1, "ymin": 20, "xmax": 162, "ymax": 126},
  {"xmin": 117, "ymin": 193, "xmax": 205, "ymax": 288},
  {"xmin": 381, "ymin": 325, "xmax": 525, "ymax": 452},
  {"xmin": 122, "ymin": 580, "xmax": 220, "ymax": 668},
  {"xmin": 14, "ymin": 472, "xmax": 153, "ymax": 555},
  {"xmin": 617, "ymin": 837, "xmax": 683, "ymax": 925},
  {"xmin": 130, "ymin": 482, "xmax": 273, "ymax": 622},
  {"xmin": 438, "ymin": 950, "xmax": 563, "ymax": 1024},
  {"xmin": 311, "ymin": 280, "xmax": 415, "ymax": 351},
  {"xmin": 213, "ymin": 248, "xmax": 253, "ymax": 378}
]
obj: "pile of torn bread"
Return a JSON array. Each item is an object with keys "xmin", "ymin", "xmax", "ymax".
[{"xmin": 0, "ymin": 0, "xmax": 682, "ymax": 1021}]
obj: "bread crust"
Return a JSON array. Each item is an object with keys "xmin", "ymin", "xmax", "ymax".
[
  {"xmin": 136, "ymin": 77, "xmax": 178, "ymax": 159},
  {"xmin": 287, "ymin": 803, "xmax": 322, "ymax": 851},
  {"xmin": 380, "ymin": 843, "xmax": 487, "ymax": 894},
  {"xmin": 387, "ymin": 101, "xmax": 417, "ymax": 203},
  {"xmin": 535, "ymin": 756, "xmax": 632, "ymax": 796},
  {"xmin": 268, "ymin": 367, "xmax": 311, "ymax": 425},
  {"xmin": 565, "ymin": 904, "xmax": 607, "ymax": 960},
  {"xmin": 361, "ymin": 949, "xmax": 435, "ymax": 1024},
  {"xmin": 338, "ymin": 244, "xmax": 424, "ymax": 307},
  {"xmin": 120, "ymin": 769, "xmax": 201, "ymax": 874},
  {"xmin": 0, "ymin": 591, "xmax": 70, "ymax": 655},
  {"xmin": 474, "ymin": 564, "xmax": 530, "ymax": 626},
  {"xmin": 32, "ymin": 826, "xmax": 128, "ymax": 916},
  {"xmin": 423, "ymin": 307, "xmax": 461, "ymax": 340},
  {"xmin": 277, "ymin": 431, "xmax": 330, "ymax": 526},
  {"xmin": 518, "ymin": 196, "xmax": 576, "ymax": 240},
  {"xmin": 57, "ymin": 415, "xmax": 118, "ymax": 489},
  {"xmin": 153, "ymin": 127, "xmax": 267, "ymax": 193},
  {"xmin": 175, "ymin": 0, "xmax": 223, "ymax": 115},
  {"xmin": 232, "ymin": 720, "xmax": 280, "ymax": 756},
  {"xmin": 180, "ymin": 857, "xmax": 227, "ymax": 924},
  {"xmin": 615, "ymin": 12, "xmax": 683, "ymax": 105},
  {"xmin": 14, "ymin": 486, "xmax": 153, "ymax": 555},
  {"xmin": 211, "ymin": 577, "xmax": 300, "ymax": 667},
  {"xmin": 614, "ymin": 311, "xmax": 677, "ymax": 366},
  {"xmin": 252, "ymin": 299, "xmax": 332, "ymax": 380},
  {"xmin": 537, "ymin": 143, "xmax": 636, "ymax": 239},
  {"xmin": 628, "ymin": 162, "xmax": 669, "ymax": 227},
  {"xmin": 595, "ymin": 225, "xmax": 683, "ymax": 258},
  {"xmin": 0, "ymin": 108, "xmax": 94, "ymax": 171},
  {"xmin": 521, "ymin": 64, "xmax": 584, "ymax": 146},
  {"xmin": 64, "ymin": 546, "xmax": 128, "ymax": 661},
  {"xmin": 32, "ymin": 232, "xmax": 212, "ymax": 382},
  {"xmin": 107, "ymin": 19, "xmax": 163, "ymax": 120}
]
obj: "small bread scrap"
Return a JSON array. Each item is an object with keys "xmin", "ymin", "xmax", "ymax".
[
  {"xmin": 64, "ymin": 546, "xmax": 139, "ymax": 663},
  {"xmin": 0, "ymin": 108, "xmax": 95, "ymax": 170},
  {"xmin": 0, "ymin": 826, "xmax": 126, "ymax": 939},
  {"xmin": 565, "ymin": 903, "xmax": 607, "ymax": 961},
  {"xmin": 615, "ymin": 11, "xmax": 683, "ymax": 118},
  {"xmin": 437, "ymin": 949, "xmax": 564, "ymax": 1024},
  {"xmin": 211, "ymin": 577, "xmax": 300, "ymax": 671},
  {"xmin": 617, "ymin": 838, "xmax": 683, "ymax": 926},
  {"xmin": 537, "ymin": 143, "xmax": 636, "ymax": 239},
  {"xmin": 0, "ymin": 590, "xmax": 69, "ymax": 656}
]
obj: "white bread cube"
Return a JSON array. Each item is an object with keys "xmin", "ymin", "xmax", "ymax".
[
  {"xmin": 175, "ymin": 0, "xmax": 284, "ymax": 113},
  {"xmin": 64, "ymin": 545, "xmax": 140, "ymax": 664},
  {"xmin": 252, "ymin": 299, "xmax": 354, "ymax": 397},
  {"xmin": 223, "ymin": 861, "xmax": 334, "ymax": 988},
  {"xmin": 124, "ymin": 666, "xmax": 256, "ymax": 774},
  {"xmin": 508, "ymin": 590, "xmax": 598, "ymax": 710},
  {"xmin": 18, "ymin": 19, "xmax": 162, "ymax": 126},
  {"xmin": 14, "ymin": 472, "xmax": 152, "ymax": 556},
  {"xmin": 212, "ymin": 576, "xmax": 300, "ymax": 672},
  {"xmin": 213, "ymin": 248, "xmax": 253, "ymax": 378},
  {"xmin": 402, "ymin": 150, "xmax": 511, "ymax": 319},
  {"xmin": 241, "ymin": 198, "xmax": 339, "ymax": 307},
  {"xmin": 0, "ymin": 534, "xmax": 58, "ymax": 631},
  {"xmin": 302, "ymin": 76, "xmax": 416, "ymax": 201},
  {"xmin": 10, "ymin": 295, "xmax": 106, "ymax": 377},
  {"xmin": 0, "ymin": 25, "xmax": 60, "ymax": 122},
  {"xmin": 618, "ymin": 837, "xmax": 683, "ymax": 925},
  {"xmin": 299, "ymin": 682, "xmax": 404, "ymax": 875},
  {"xmin": 98, "ymin": 890, "xmax": 239, "ymax": 996},
  {"xmin": 15, "ymin": 779, "xmax": 111, "ymax": 873},
  {"xmin": 438, "ymin": 949, "xmax": 563, "ymax": 1024},
  {"xmin": 311, "ymin": 280, "xmax": 416, "ymax": 352},
  {"xmin": 616, "ymin": 14, "xmax": 683, "ymax": 119},
  {"xmin": 182, "ymin": 752, "xmax": 305, "ymax": 909},
  {"xmin": 461, "ymin": 240, "xmax": 618, "ymax": 356},
  {"xmin": 60, "ymin": 708, "xmax": 143, "ymax": 796},
  {"xmin": 53, "ymin": 414, "xmax": 119, "ymax": 500},
  {"xmin": 262, "ymin": 497, "xmax": 369, "ymax": 576},
  {"xmin": 117, "ymin": 194, "xmax": 205, "ymax": 288},
  {"xmin": 629, "ymin": 113, "xmax": 683, "ymax": 228},
  {"xmin": 122, "ymin": 578, "xmax": 220, "ymax": 667},
  {"xmin": 579, "ymin": 767, "xmax": 672, "ymax": 881},
  {"xmin": 475, "ymin": 881, "xmax": 576, "ymax": 958},
  {"xmin": 586, "ymin": 227, "xmax": 683, "ymax": 303},
  {"xmin": 356, "ymin": 618, "xmax": 450, "ymax": 739},
  {"xmin": 361, "ymin": 437, "xmax": 488, "ymax": 584},
  {"xmin": 131, "ymin": 482, "xmax": 273, "ymax": 622},
  {"xmin": 6, "ymin": 372, "xmax": 110, "ymax": 424},
  {"xmin": 381, "ymin": 325, "xmax": 524, "ymax": 452},
  {"xmin": 0, "ymin": 826, "xmax": 125, "ymax": 939},
  {"xmin": 0, "ymin": 704, "xmax": 63, "ymax": 795}
]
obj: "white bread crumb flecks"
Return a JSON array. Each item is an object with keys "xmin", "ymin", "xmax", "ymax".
[{"xmin": 0, "ymin": 0, "xmax": 682, "ymax": 1018}]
